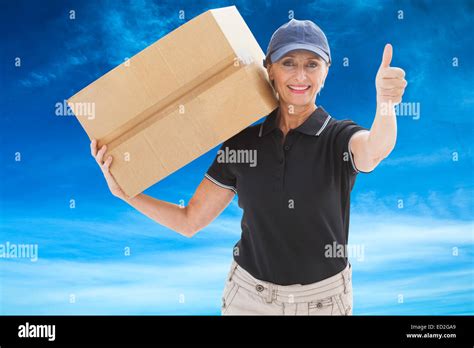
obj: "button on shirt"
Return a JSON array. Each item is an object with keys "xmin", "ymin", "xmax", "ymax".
[{"xmin": 205, "ymin": 106, "xmax": 372, "ymax": 285}]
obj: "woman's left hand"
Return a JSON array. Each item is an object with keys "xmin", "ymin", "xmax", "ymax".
[{"xmin": 375, "ymin": 43, "xmax": 407, "ymax": 106}]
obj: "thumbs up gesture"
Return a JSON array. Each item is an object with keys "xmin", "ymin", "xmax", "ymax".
[{"xmin": 376, "ymin": 44, "xmax": 407, "ymax": 106}]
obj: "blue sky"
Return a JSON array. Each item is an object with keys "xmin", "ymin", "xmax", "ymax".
[{"xmin": 0, "ymin": 0, "xmax": 473, "ymax": 315}]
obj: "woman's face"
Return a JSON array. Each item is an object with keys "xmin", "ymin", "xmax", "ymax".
[{"xmin": 267, "ymin": 49, "xmax": 329, "ymax": 107}]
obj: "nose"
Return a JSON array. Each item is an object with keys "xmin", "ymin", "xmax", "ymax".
[{"xmin": 295, "ymin": 65, "xmax": 307, "ymax": 82}]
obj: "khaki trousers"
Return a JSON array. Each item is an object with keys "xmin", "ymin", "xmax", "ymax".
[{"xmin": 221, "ymin": 260, "xmax": 353, "ymax": 315}]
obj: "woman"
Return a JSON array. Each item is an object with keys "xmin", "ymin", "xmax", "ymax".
[{"xmin": 91, "ymin": 19, "xmax": 406, "ymax": 315}]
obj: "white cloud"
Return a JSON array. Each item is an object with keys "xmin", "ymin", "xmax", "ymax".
[
  {"xmin": 351, "ymin": 188, "xmax": 473, "ymax": 221},
  {"xmin": 0, "ymin": 247, "xmax": 233, "ymax": 315},
  {"xmin": 19, "ymin": 72, "xmax": 57, "ymax": 88},
  {"xmin": 348, "ymin": 213, "xmax": 474, "ymax": 314},
  {"xmin": 1, "ymin": 189, "xmax": 472, "ymax": 315},
  {"xmin": 380, "ymin": 147, "xmax": 456, "ymax": 167},
  {"xmin": 19, "ymin": 0, "xmax": 180, "ymax": 89}
]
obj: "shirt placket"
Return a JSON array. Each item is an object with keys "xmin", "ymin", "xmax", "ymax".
[
  {"xmin": 272, "ymin": 130, "xmax": 285, "ymax": 192},
  {"xmin": 272, "ymin": 130, "xmax": 297, "ymax": 202}
]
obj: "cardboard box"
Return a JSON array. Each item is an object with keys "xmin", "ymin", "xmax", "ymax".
[{"xmin": 67, "ymin": 5, "xmax": 277, "ymax": 198}]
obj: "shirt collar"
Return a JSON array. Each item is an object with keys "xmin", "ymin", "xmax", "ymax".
[{"xmin": 258, "ymin": 106, "xmax": 332, "ymax": 138}]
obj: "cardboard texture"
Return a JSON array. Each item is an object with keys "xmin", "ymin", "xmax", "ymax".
[{"xmin": 67, "ymin": 5, "xmax": 278, "ymax": 198}]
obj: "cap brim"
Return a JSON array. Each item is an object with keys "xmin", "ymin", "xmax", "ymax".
[{"xmin": 270, "ymin": 43, "xmax": 330, "ymax": 64}]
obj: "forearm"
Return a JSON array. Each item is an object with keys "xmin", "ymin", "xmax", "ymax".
[
  {"xmin": 367, "ymin": 43, "xmax": 406, "ymax": 161},
  {"xmin": 121, "ymin": 193, "xmax": 192, "ymax": 237},
  {"xmin": 367, "ymin": 102, "xmax": 398, "ymax": 160}
]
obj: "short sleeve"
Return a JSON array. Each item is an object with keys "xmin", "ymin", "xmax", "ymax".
[
  {"xmin": 333, "ymin": 120, "xmax": 373, "ymax": 175},
  {"xmin": 205, "ymin": 140, "xmax": 237, "ymax": 194}
]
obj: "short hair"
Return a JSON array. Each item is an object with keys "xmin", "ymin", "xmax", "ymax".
[{"xmin": 265, "ymin": 55, "xmax": 271, "ymax": 65}]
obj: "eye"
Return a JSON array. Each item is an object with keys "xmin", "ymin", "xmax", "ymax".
[
  {"xmin": 307, "ymin": 62, "xmax": 319, "ymax": 68},
  {"xmin": 282, "ymin": 60, "xmax": 295, "ymax": 66}
]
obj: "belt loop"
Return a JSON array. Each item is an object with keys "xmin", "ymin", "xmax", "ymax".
[
  {"xmin": 342, "ymin": 269, "xmax": 348, "ymax": 294},
  {"xmin": 265, "ymin": 283, "xmax": 274, "ymax": 303},
  {"xmin": 228, "ymin": 262, "xmax": 238, "ymax": 281}
]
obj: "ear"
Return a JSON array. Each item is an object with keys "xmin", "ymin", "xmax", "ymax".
[
  {"xmin": 321, "ymin": 62, "xmax": 330, "ymax": 84},
  {"xmin": 266, "ymin": 64, "xmax": 273, "ymax": 81},
  {"xmin": 324, "ymin": 62, "xmax": 330, "ymax": 77}
]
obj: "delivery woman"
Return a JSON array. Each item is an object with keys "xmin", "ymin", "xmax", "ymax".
[{"xmin": 91, "ymin": 18, "xmax": 406, "ymax": 315}]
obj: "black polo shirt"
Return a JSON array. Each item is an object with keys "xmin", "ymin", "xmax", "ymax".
[{"xmin": 205, "ymin": 106, "xmax": 372, "ymax": 285}]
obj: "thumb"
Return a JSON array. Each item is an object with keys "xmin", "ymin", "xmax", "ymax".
[{"xmin": 380, "ymin": 43, "xmax": 393, "ymax": 68}]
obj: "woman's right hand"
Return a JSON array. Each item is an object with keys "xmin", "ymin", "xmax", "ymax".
[{"xmin": 90, "ymin": 139, "xmax": 127, "ymax": 200}]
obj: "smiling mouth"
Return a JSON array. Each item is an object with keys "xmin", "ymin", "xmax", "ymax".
[{"xmin": 287, "ymin": 85, "xmax": 311, "ymax": 93}]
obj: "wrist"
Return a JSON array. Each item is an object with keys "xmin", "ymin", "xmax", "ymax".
[
  {"xmin": 376, "ymin": 98, "xmax": 395, "ymax": 116},
  {"xmin": 118, "ymin": 193, "xmax": 131, "ymax": 203}
]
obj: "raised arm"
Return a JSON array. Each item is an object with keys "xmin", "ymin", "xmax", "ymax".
[
  {"xmin": 123, "ymin": 179, "xmax": 235, "ymax": 238},
  {"xmin": 351, "ymin": 43, "xmax": 407, "ymax": 172},
  {"xmin": 91, "ymin": 139, "xmax": 235, "ymax": 238}
]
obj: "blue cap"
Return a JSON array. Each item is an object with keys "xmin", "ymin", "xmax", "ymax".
[{"xmin": 263, "ymin": 19, "xmax": 331, "ymax": 67}]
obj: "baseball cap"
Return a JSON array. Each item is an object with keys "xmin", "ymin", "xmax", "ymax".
[{"xmin": 263, "ymin": 19, "xmax": 331, "ymax": 67}]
